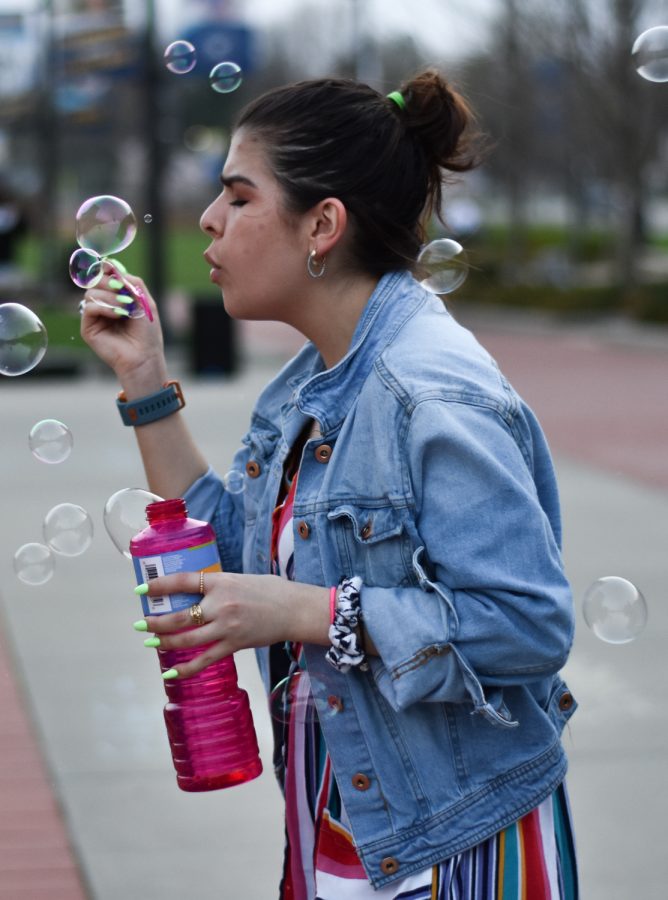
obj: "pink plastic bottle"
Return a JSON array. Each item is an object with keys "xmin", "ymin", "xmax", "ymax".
[{"xmin": 130, "ymin": 498, "xmax": 263, "ymax": 792}]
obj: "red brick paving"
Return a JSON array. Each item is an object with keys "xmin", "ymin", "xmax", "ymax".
[{"xmin": 0, "ymin": 626, "xmax": 88, "ymax": 900}]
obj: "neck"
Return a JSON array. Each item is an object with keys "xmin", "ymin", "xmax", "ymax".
[{"xmin": 292, "ymin": 273, "xmax": 379, "ymax": 369}]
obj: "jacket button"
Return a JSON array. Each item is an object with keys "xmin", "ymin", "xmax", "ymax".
[
  {"xmin": 558, "ymin": 691, "xmax": 574, "ymax": 711},
  {"xmin": 360, "ymin": 521, "xmax": 373, "ymax": 540},
  {"xmin": 314, "ymin": 443, "xmax": 333, "ymax": 463},
  {"xmin": 245, "ymin": 460, "xmax": 261, "ymax": 478},
  {"xmin": 352, "ymin": 772, "xmax": 371, "ymax": 791},
  {"xmin": 380, "ymin": 857, "xmax": 399, "ymax": 875},
  {"xmin": 327, "ymin": 695, "xmax": 344, "ymax": 712},
  {"xmin": 297, "ymin": 521, "xmax": 310, "ymax": 539}
]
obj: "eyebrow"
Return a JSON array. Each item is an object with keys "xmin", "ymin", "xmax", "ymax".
[{"xmin": 219, "ymin": 173, "xmax": 257, "ymax": 189}]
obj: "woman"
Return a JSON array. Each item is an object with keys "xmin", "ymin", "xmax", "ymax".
[{"xmin": 81, "ymin": 70, "xmax": 578, "ymax": 898}]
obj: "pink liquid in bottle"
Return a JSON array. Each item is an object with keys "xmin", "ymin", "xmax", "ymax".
[{"xmin": 130, "ymin": 498, "xmax": 262, "ymax": 792}]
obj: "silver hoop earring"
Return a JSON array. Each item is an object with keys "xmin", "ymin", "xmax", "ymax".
[{"xmin": 307, "ymin": 249, "xmax": 326, "ymax": 279}]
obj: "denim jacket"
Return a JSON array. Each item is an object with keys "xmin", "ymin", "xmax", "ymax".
[{"xmin": 184, "ymin": 271, "xmax": 577, "ymax": 888}]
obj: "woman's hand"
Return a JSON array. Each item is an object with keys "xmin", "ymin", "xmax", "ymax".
[
  {"xmin": 137, "ymin": 572, "xmax": 331, "ymax": 679},
  {"xmin": 80, "ymin": 265, "xmax": 167, "ymax": 388}
]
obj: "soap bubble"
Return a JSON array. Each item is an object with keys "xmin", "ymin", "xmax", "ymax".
[
  {"xmin": 75, "ymin": 195, "xmax": 137, "ymax": 256},
  {"xmin": 269, "ymin": 669, "xmax": 340, "ymax": 725},
  {"xmin": 43, "ymin": 503, "xmax": 94, "ymax": 556},
  {"xmin": 143, "ymin": 214, "xmax": 153, "ymax": 224},
  {"xmin": 223, "ymin": 470, "xmax": 245, "ymax": 494},
  {"xmin": 29, "ymin": 419, "xmax": 73, "ymax": 464},
  {"xmin": 69, "ymin": 247, "xmax": 103, "ymax": 288},
  {"xmin": 0, "ymin": 303, "xmax": 48, "ymax": 376},
  {"xmin": 632, "ymin": 26, "xmax": 668, "ymax": 83},
  {"xmin": 103, "ymin": 488, "xmax": 163, "ymax": 559},
  {"xmin": 164, "ymin": 40, "xmax": 197, "ymax": 74},
  {"xmin": 582, "ymin": 576, "xmax": 648, "ymax": 644},
  {"xmin": 417, "ymin": 239, "xmax": 469, "ymax": 294},
  {"xmin": 209, "ymin": 61, "xmax": 243, "ymax": 94},
  {"xmin": 13, "ymin": 542, "xmax": 56, "ymax": 585}
]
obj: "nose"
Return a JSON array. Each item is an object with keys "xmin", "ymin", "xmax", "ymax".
[{"xmin": 199, "ymin": 193, "xmax": 224, "ymax": 237}]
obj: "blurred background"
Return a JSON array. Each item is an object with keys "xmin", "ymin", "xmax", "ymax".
[
  {"xmin": 1, "ymin": 2, "xmax": 668, "ymax": 898},
  {"xmin": 1, "ymin": 0, "xmax": 667, "ymax": 371}
]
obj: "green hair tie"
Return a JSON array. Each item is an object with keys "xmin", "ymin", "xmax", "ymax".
[{"xmin": 387, "ymin": 91, "xmax": 406, "ymax": 111}]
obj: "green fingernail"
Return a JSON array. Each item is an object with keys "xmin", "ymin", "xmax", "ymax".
[
  {"xmin": 134, "ymin": 584, "xmax": 149, "ymax": 595},
  {"xmin": 144, "ymin": 636, "xmax": 161, "ymax": 648},
  {"xmin": 114, "ymin": 307, "xmax": 130, "ymax": 317},
  {"xmin": 133, "ymin": 619, "xmax": 148, "ymax": 632},
  {"xmin": 162, "ymin": 668, "xmax": 179, "ymax": 680},
  {"xmin": 115, "ymin": 294, "xmax": 134, "ymax": 304},
  {"xmin": 108, "ymin": 277, "xmax": 124, "ymax": 290},
  {"xmin": 107, "ymin": 258, "xmax": 128, "ymax": 274}
]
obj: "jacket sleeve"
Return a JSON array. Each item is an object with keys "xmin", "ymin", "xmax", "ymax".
[
  {"xmin": 361, "ymin": 397, "xmax": 574, "ymax": 724},
  {"xmin": 182, "ymin": 455, "xmax": 247, "ymax": 574}
]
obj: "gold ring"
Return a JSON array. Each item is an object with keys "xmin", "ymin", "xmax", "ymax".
[
  {"xmin": 189, "ymin": 603, "xmax": 204, "ymax": 627},
  {"xmin": 199, "ymin": 570, "xmax": 205, "ymax": 597}
]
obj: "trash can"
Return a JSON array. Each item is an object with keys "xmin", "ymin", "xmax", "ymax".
[{"xmin": 191, "ymin": 297, "xmax": 239, "ymax": 376}]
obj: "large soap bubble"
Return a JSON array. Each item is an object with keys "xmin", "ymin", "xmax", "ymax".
[
  {"xmin": 43, "ymin": 503, "xmax": 94, "ymax": 556},
  {"xmin": 13, "ymin": 542, "xmax": 56, "ymax": 585},
  {"xmin": 416, "ymin": 239, "xmax": 469, "ymax": 294},
  {"xmin": 0, "ymin": 303, "xmax": 48, "ymax": 376},
  {"xmin": 103, "ymin": 487, "xmax": 164, "ymax": 559},
  {"xmin": 75, "ymin": 195, "xmax": 137, "ymax": 256},
  {"xmin": 582, "ymin": 576, "xmax": 648, "ymax": 644},
  {"xmin": 632, "ymin": 25, "xmax": 668, "ymax": 83},
  {"xmin": 29, "ymin": 419, "xmax": 74, "ymax": 464}
]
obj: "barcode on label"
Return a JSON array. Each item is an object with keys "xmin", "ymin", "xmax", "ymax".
[
  {"xmin": 140, "ymin": 556, "xmax": 171, "ymax": 613},
  {"xmin": 145, "ymin": 563, "xmax": 159, "ymax": 580}
]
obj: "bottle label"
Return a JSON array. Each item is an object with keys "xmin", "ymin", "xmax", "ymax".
[{"xmin": 133, "ymin": 540, "xmax": 222, "ymax": 616}]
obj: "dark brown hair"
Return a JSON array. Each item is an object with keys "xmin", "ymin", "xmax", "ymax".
[{"xmin": 235, "ymin": 69, "xmax": 480, "ymax": 277}]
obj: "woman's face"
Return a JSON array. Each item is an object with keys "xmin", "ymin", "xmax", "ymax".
[{"xmin": 200, "ymin": 128, "xmax": 310, "ymax": 322}]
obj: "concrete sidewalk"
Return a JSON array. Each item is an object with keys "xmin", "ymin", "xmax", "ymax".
[{"xmin": 1, "ymin": 313, "xmax": 667, "ymax": 898}]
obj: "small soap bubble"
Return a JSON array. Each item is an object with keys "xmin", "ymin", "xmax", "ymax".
[
  {"xmin": 143, "ymin": 214, "xmax": 153, "ymax": 224},
  {"xmin": 13, "ymin": 542, "xmax": 56, "ymax": 585},
  {"xmin": 223, "ymin": 470, "xmax": 245, "ymax": 494},
  {"xmin": 632, "ymin": 25, "xmax": 668, "ymax": 83},
  {"xmin": 164, "ymin": 40, "xmax": 197, "ymax": 74},
  {"xmin": 582, "ymin": 576, "xmax": 648, "ymax": 644},
  {"xmin": 103, "ymin": 488, "xmax": 163, "ymax": 559},
  {"xmin": 43, "ymin": 503, "xmax": 94, "ymax": 557},
  {"xmin": 75, "ymin": 195, "xmax": 137, "ymax": 257},
  {"xmin": 69, "ymin": 247, "xmax": 103, "ymax": 288},
  {"xmin": 417, "ymin": 239, "xmax": 469, "ymax": 294},
  {"xmin": 29, "ymin": 419, "xmax": 73, "ymax": 464},
  {"xmin": 0, "ymin": 303, "xmax": 48, "ymax": 377},
  {"xmin": 270, "ymin": 670, "xmax": 340, "ymax": 725},
  {"xmin": 209, "ymin": 61, "xmax": 243, "ymax": 94}
]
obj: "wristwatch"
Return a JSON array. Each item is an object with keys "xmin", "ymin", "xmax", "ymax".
[{"xmin": 116, "ymin": 380, "xmax": 185, "ymax": 426}]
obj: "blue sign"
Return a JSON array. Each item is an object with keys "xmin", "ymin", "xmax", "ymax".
[{"xmin": 180, "ymin": 21, "xmax": 256, "ymax": 77}]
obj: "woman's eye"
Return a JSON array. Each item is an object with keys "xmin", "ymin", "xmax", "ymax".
[{"xmin": 230, "ymin": 199, "xmax": 247, "ymax": 207}]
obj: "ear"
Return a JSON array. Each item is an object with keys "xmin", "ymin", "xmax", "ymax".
[{"xmin": 307, "ymin": 197, "xmax": 348, "ymax": 257}]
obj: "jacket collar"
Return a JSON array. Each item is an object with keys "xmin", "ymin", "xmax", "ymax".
[{"xmin": 293, "ymin": 270, "xmax": 426, "ymax": 434}]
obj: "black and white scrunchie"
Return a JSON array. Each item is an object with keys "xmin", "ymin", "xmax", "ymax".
[{"xmin": 325, "ymin": 576, "xmax": 369, "ymax": 673}]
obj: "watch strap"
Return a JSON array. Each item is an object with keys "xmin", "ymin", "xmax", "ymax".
[{"xmin": 116, "ymin": 380, "xmax": 185, "ymax": 426}]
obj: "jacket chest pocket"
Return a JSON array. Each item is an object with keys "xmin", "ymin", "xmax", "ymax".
[{"xmin": 327, "ymin": 504, "xmax": 415, "ymax": 587}]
